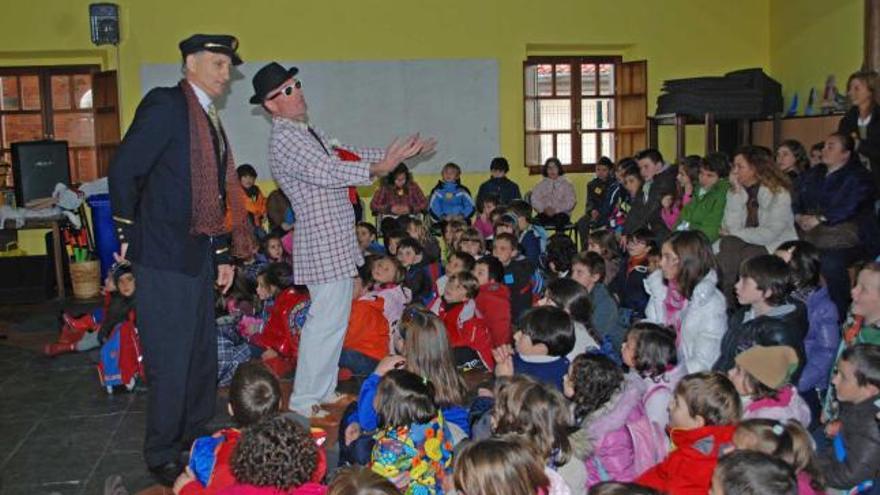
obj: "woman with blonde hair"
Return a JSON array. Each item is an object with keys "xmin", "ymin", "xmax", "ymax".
[
  {"xmin": 838, "ymin": 70, "xmax": 880, "ymax": 184},
  {"xmin": 716, "ymin": 145, "xmax": 797, "ymax": 304}
]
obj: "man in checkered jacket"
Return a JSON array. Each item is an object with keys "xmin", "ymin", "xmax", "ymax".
[{"xmin": 250, "ymin": 62, "xmax": 435, "ymax": 417}]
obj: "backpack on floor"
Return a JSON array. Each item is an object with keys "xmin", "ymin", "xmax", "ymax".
[{"xmin": 97, "ymin": 318, "xmax": 145, "ymax": 394}]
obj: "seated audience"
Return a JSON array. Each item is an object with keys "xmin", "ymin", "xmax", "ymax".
[
  {"xmin": 612, "ymin": 228, "xmax": 656, "ymax": 327},
  {"xmin": 453, "ymin": 436, "xmax": 556, "ymax": 495},
  {"xmin": 356, "ymin": 222, "xmax": 386, "ymax": 257},
  {"xmin": 710, "ymin": 451, "xmax": 798, "ymax": 495},
  {"xmin": 440, "ymin": 218, "xmax": 468, "ymax": 262},
  {"xmin": 636, "ymin": 372, "xmax": 742, "ymax": 495},
  {"xmin": 509, "ymin": 199, "xmax": 548, "ymax": 265},
  {"xmin": 732, "ymin": 419, "xmax": 826, "ymax": 495},
  {"xmin": 644, "ymin": 231, "xmax": 727, "ymax": 373},
  {"xmin": 369, "ymin": 163, "xmax": 428, "ymax": 234},
  {"xmin": 624, "ymin": 149, "xmax": 677, "ymax": 244},
  {"xmin": 713, "ymin": 254, "xmax": 806, "ymax": 377},
  {"xmin": 675, "ymin": 153, "xmax": 730, "ymax": 242},
  {"xmin": 472, "ymin": 256, "xmax": 512, "ymax": 347},
  {"xmin": 429, "ymin": 162, "xmax": 475, "ymax": 223},
  {"xmin": 775, "ymin": 139, "xmax": 809, "ymax": 183},
  {"xmin": 397, "ymin": 237, "xmax": 433, "ymax": 305},
  {"xmin": 716, "ymin": 145, "xmax": 797, "ymax": 305},
  {"xmin": 398, "ymin": 216, "xmax": 441, "ymax": 265},
  {"xmin": 434, "ymin": 250, "xmax": 475, "ymax": 297},
  {"xmin": 587, "ymin": 229, "xmax": 622, "ymax": 288},
  {"xmin": 492, "ymin": 232, "xmax": 542, "ymax": 323},
  {"xmin": 570, "ymin": 252, "xmax": 623, "ymax": 353},
  {"xmin": 429, "ymin": 271, "xmax": 494, "ymax": 371},
  {"xmin": 660, "ymin": 155, "xmax": 700, "ymax": 231},
  {"xmin": 793, "ymin": 132, "xmax": 880, "ymax": 317},
  {"xmin": 473, "ymin": 193, "xmax": 499, "ymax": 240},
  {"xmin": 809, "ymin": 141, "xmax": 824, "ymax": 167},
  {"xmin": 529, "ymin": 157, "xmax": 577, "ymax": 229},
  {"xmin": 476, "ymin": 156, "xmax": 522, "ymax": 206},
  {"xmin": 620, "ymin": 322, "xmax": 683, "ymax": 431},
  {"xmin": 609, "ymin": 158, "xmax": 639, "ymax": 235},
  {"xmin": 457, "ymin": 227, "xmax": 486, "ymax": 259},
  {"xmin": 493, "ymin": 306, "xmax": 574, "ymax": 391},
  {"xmin": 540, "ymin": 278, "xmax": 601, "ymax": 361},
  {"xmin": 576, "ymin": 156, "xmax": 618, "ymax": 244},
  {"xmin": 815, "ymin": 344, "xmax": 880, "ymax": 492},
  {"xmin": 838, "ymin": 70, "xmax": 880, "ymax": 187},
  {"xmin": 235, "ymin": 164, "xmax": 268, "ymax": 239},
  {"xmin": 542, "ymin": 233, "xmax": 577, "ymax": 282},
  {"xmin": 727, "ymin": 345, "xmax": 811, "ymax": 425}
]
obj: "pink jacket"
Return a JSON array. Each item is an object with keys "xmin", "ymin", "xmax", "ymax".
[
  {"xmin": 741, "ymin": 385, "xmax": 812, "ymax": 426},
  {"xmin": 217, "ymin": 482, "xmax": 326, "ymax": 495},
  {"xmin": 530, "ymin": 177, "xmax": 577, "ymax": 215}
]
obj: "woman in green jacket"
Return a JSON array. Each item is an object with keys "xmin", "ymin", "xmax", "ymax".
[{"xmin": 675, "ymin": 153, "xmax": 730, "ymax": 242}]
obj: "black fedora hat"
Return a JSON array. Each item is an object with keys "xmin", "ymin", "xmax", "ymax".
[{"xmin": 249, "ymin": 62, "xmax": 299, "ymax": 104}]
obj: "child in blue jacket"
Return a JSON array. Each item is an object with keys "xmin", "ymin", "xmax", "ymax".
[{"xmin": 429, "ymin": 162, "xmax": 475, "ymax": 222}]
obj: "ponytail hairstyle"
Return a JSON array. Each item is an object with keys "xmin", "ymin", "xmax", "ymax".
[
  {"xmin": 733, "ymin": 419, "xmax": 825, "ymax": 492},
  {"xmin": 623, "ymin": 322, "xmax": 678, "ymax": 380}
]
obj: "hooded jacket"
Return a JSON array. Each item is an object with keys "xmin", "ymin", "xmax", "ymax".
[
  {"xmin": 816, "ymin": 395, "xmax": 880, "ymax": 491},
  {"xmin": 794, "ymin": 286, "xmax": 840, "ymax": 392},
  {"xmin": 428, "ymin": 297, "xmax": 495, "ymax": 371},
  {"xmin": 475, "ymin": 281, "xmax": 512, "ymax": 347},
  {"xmin": 636, "ymin": 424, "xmax": 736, "ymax": 495},
  {"xmin": 428, "ymin": 180, "xmax": 475, "ymax": 220},
  {"xmin": 675, "ymin": 179, "xmax": 729, "ymax": 242},
  {"xmin": 476, "ymin": 176, "xmax": 521, "ymax": 206}
]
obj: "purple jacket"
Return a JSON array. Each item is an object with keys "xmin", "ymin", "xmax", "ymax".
[
  {"xmin": 571, "ymin": 374, "xmax": 647, "ymax": 486},
  {"xmin": 795, "ymin": 287, "xmax": 840, "ymax": 392}
]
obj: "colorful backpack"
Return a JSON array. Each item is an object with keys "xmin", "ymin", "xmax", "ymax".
[
  {"xmin": 97, "ymin": 317, "xmax": 145, "ymax": 394},
  {"xmin": 626, "ymin": 402, "xmax": 669, "ymax": 476}
]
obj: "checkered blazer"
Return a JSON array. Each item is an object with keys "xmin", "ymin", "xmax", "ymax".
[{"xmin": 268, "ymin": 117, "xmax": 384, "ymax": 285}]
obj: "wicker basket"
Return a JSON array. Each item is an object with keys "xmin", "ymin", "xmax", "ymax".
[{"xmin": 70, "ymin": 260, "xmax": 100, "ymax": 299}]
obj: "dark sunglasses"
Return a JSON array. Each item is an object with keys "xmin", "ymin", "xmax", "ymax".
[{"xmin": 267, "ymin": 80, "xmax": 302, "ymax": 100}]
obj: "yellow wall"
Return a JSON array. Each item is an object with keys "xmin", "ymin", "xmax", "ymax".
[
  {"xmin": 769, "ymin": 0, "xmax": 862, "ymax": 111},
  {"xmin": 4, "ymin": 0, "xmax": 775, "ymax": 252}
]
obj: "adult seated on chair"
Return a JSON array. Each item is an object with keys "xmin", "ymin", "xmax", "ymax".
[
  {"xmin": 369, "ymin": 162, "xmax": 428, "ymax": 234},
  {"xmin": 529, "ymin": 157, "xmax": 576, "ymax": 230},
  {"xmin": 793, "ymin": 132, "xmax": 880, "ymax": 318},
  {"xmin": 622, "ymin": 148, "xmax": 677, "ymax": 245},
  {"xmin": 716, "ymin": 145, "xmax": 797, "ymax": 306}
]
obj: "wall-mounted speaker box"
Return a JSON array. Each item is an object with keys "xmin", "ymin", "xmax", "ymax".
[
  {"xmin": 90, "ymin": 3, "xmax": 120, "ymax": 46},
  {"xmin": 11, "ymin": 140, "xmax": 71, "ymax": 207}
]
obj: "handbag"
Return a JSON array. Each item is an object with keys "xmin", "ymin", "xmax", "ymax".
[{"xmin": 800, "ymin": 221, "xmax": 860, "ymax": 250}]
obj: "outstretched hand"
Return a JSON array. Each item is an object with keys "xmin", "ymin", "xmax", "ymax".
[{"xmin": 372, "ymin": 134, "xmax": 438, "ymax": 177}]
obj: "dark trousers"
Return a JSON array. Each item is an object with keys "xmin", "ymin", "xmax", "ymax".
[
  {"xmin": 534, "ymin": 212, "xmax": 571, "ymax": 230},
  {"xmin": 135, "ymin": 255, "xmax": 217, "ymax": 467}
]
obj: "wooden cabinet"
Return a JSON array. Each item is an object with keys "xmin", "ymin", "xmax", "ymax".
[{"xmin": 750, "ymin": 114, "xmax": 843, "ymax": 150}]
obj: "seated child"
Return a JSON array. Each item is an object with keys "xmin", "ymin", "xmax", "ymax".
[
  {"xmin": 727, "ymin": 345, "xmax": 811, "ymax": 425},
  {"xmin": 453, "ymin": 436, "xmax": 557, "ymax": 495},
  {"xmin": 326, "ymin": 467, "xmax": 399, "ymax": 495},
  {"xmin": 815, "ymin": 343, "xmax": 880, "ymax": 492},
  {"xmin": 224, "ymin": 414, "xmax": 327, "ymax": 494},
  {"xmin": 710, "ymin": 451, "xmax": 798, "ymax": 495},
  {"xmin": 493, "ymin": 306, "xmax": 574, "ymax": 391},
  {"xmin": 383, "ymin": 229, "xmax": 406, "ymax": 257},
  {"xmin": 342, "ymin": 256, "xmax": 412, "ymax": 377},
  {"xmin": 608, "ymin": 159, "xmax": 638, "ymax": 235},
  {"xmin": 238, "ymin": 241, "xmax": 270, "ymax": 284},
  {"xmin": 434, "ymin": 251, "xmax": 475, "ymax": 297},
  {"xmin": 610, "ymin": 228, "xmax": 655, "ymax": 326},
  {"xmin": 571, "ymin": 252, "xmax": 623, "ymax": 353},
  {"xmin": 713, "ymin": 254, "xmax": 807, "ymax": 377},
  {"xmin": 370, "ymin": 369, "xmax": 455, "ymax": 494},
  {"xmin": 440, "ymin": 219, "xmax": 468, "ymax": 262},
  {"xmin": 576, "ymin": 156, "xmax": 618, "ymax": 239},
  {"xmin": 457, "ymin": 227, "xmax": 486, "ymax": 260},
  {"xmin": 399, "ymin": 216, "xmax": 441, "ymax": 264},
  {"xmin": 356, "ymin": 222, "xmax": 386, "ymax": 256},
  {"xmin": 509, "ymin": 199, "xmax": 548, "ymax": 266},
  {"xmin": 473, "ymin": 193, "xmax": 499, "ymax": 240},
  {"xmin": 489, "ymin": 376, "xmax": 584, "ymax": 494},
  {"xmin": 542, "ymin": 233, "xmax": 577, "ymax": 282},
  {"xmin": 174, "ymin": 361, "xmax": 325, "ymax": 494},
  {"xmin": 636, "ymin": 372, "xmax": 742, "ymax": 495},
  {"xmin": 44, "ymin": 260, "xmax": 136, "ymax": 357},
  {"xmin": 492, "ymin": 233, "xmax": 543, "ymax": 323},
  {"xmin": 540, "ymin": 278, "xmax": 600, "ymax": 361},
  {"xmin": 732, "ymin": 419, "xmax": 826, "ymax": 495},
  {"xmin": 675, "ymin": 153, "xmax": 730, "ymax": 242},
  {"xmin": 236, "ymin": 163, "xmax": 268, "ymax": 239},
  {"xmin": 429, "ymin": 162, "xmax": 475, "ymax": 224},
  {"xmin": 620, "ymin": 322, "xmax": 684, "ymax": 431},
  {"xmin": 475, "ymin": 156, "xmax": 522, "ymax": 206},
  {"xmin": 473, "ymin": 256, "xmax": 511, "ymax": 348},
  {"xmin": 566, "ymin": 354, "xmax": 667, "ymax": 487},
  {"xmin": 397, "ymin": 237, "xmax": 434, "ymax": 305},
  {"xmin": 587, "ymin": 229, "xmax": 621, "ymax": 286},
  {"xmin": 341, "ymin": 308, "xmax": 470, "ymax": 466},
  {"xmin": 429, "ymin": 271, "xmax": 494, "ymax": 371}
]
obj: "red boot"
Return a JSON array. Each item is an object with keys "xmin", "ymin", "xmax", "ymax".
[
  {"xmin": 63, "ymin": 313, "xmax": 97, "ymax": 333},
  {"xmin": 43, "ymin": 342, "xmax": 76, "ymax": 357}
]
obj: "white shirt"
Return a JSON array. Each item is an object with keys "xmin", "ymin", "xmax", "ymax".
[{"xmin": 190, "ymin": 82, "xmax": 213, "ymax": 112}]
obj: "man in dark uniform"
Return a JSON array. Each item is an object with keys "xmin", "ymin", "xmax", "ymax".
[{"xmin": 108, "ymin": 34, "xmax": 255, "ymax": 486}]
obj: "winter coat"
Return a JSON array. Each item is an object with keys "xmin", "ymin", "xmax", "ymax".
[
  {"xmin": 355, "ymin": 373, "xmax": 470, "ymax": 435},
  {"xmin": 623, "ymin": 166, "xmax": 678, "ymax": 239},
  {"xmin": 571, "ymin": 375, "xmax": 647, "ymax": 486},
  {"xmin": 503, "ymin": 256, "xmax": 541, "ymax": 323},
  {"xmin": 476, "ymin": 176, "xmax": 522, "ymax": 206},
  {"xmin": 741, "ymin": 385, "xmax": 812, "ymax": 425},
  {"xmin": 519, "ymin": 225, "xmax": 548, "ymax": 266},
  {"xmin": 636, "ymin": 424, "xmax": 736, "ymax": 495},
  {"xmin": 822, "ymin": 314, "xmax": 880, "ymax": 421},
  {"xmin": 216, "ymin": 483, "xmax": 326, "ymax": 495},
  {"xmin": 644, "ymin": 270, "xmax": 727, "ymax": 373},
  {"xmin": 250, "ymin": 288, "xmax": 311, "ymax": 362},
  {"xmin": 589, "ymin": 283, "xmax": 623, "ymax": 351},
  {"xmin": 675, "ymin": 179, "xmax": 729, "ymax": 242},
  {"xmin": 369, "ymin": 181, "xmax": 428, "ymax": 215},
  {"xmin": 611, "ymin": 255, "xmax": 651, "ymax": 320},
  {"xmin": 475, "ymin": 282, "xmax": 512, "ymax": 347},
  {"xmin": 793, "ymin": 159, "xmax": 880, "ymax": 256},
  {"xmin": 429, "ymin": 180, "xmax": 475, "ymax": 220},
  {"xmin": 404, "ymin": 261, "xmax": 434, "ymax": 305},
  {"xmin": 816, "ymin": 395, "xmax": 880, "ymax": 491},
  {"xmin": 585, "ymin": 176, "xmax": 618, "ymax": 221},
  {"xmin": 530, "ymin": 176, "xmax": 577, "ymax": 216},
  {"xmin": 794, "ymin": 287, "xmax": 840, "ymax": 392},
  {"xmin": 180, "ymin": 428, "xmax": 241, "ymax": 495},
  {"xmin": 839, "ymin": 105, "xmax": 880, "ymax": 187},
  {"xmin": 428, "ymin": 298, "xmax": 495, "ymax": 371},
  {"xmin": 720, "ymin": 184, "xmax": 798, "ymax": 253},
  {"xmin": 713, "ymin": 301, "xmax": 808, "ymax": 381}
]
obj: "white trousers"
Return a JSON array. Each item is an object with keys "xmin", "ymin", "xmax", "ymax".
[{"xmin": 289, "ymin": 277, "xmax": 354, "ymax": 414}]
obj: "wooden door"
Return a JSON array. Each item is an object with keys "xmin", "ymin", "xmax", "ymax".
[
  {"xmin": 614, "ymin": 60, "xmax": 648, "ymax": 159},
  {"xmin": 91, "ymin": 71, "xmax": 120, "ymax": 179}
]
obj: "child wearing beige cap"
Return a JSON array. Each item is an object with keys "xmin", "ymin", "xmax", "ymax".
[{"xmin": 727, "ymin": 345, "xmax": 811, "ymax": 425}]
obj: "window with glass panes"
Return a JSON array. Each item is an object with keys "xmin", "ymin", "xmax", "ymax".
[{"xmin": 524, "ymin": 56, "xmax": 621, "ymax": 173}]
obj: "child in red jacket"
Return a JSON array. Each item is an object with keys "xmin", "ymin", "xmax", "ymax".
[
  {"xmin": 473, "ymin": 255, "xmax": 511, "ymax": 347},
  {"xmin": 429, "ymin": 271, "xmax": 495, "ymax": 371},
  {"xmin": 636, "ymin": 371, "xmax": 742, "ymax": 495},
  {"xmin": 174, "ymin": 362, "xmax": 328, "ymax": 494}
]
